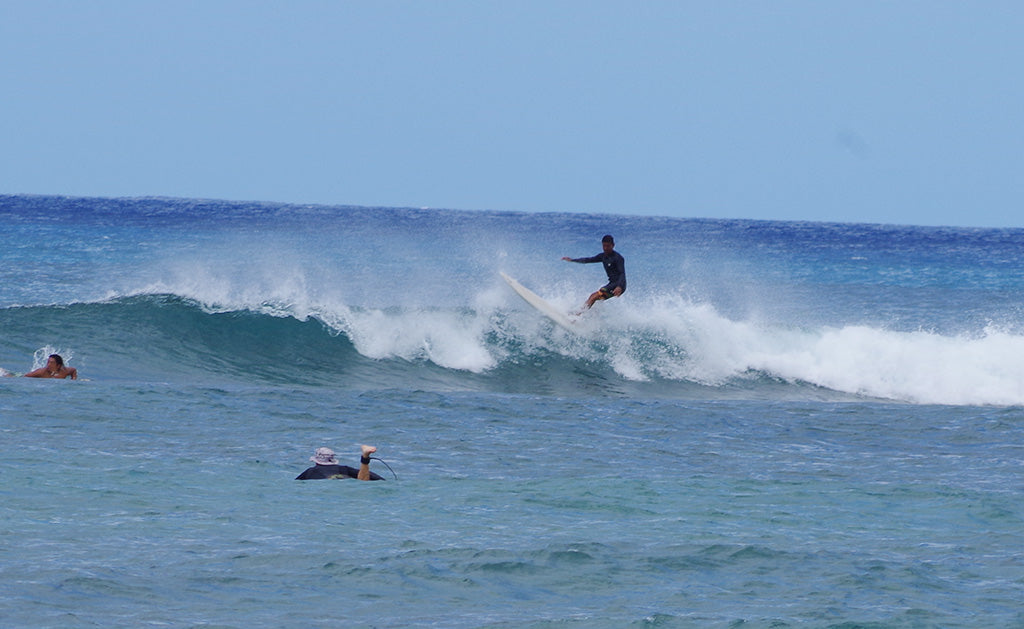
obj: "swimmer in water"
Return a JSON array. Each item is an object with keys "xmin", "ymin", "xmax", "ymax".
[
  {"xmin": 296, "ymin": 444, "xmax": 384, "ymax": 480},
  {"xmin": 23, "ymin": 354, "xmax": 78, "ymax": 380}
]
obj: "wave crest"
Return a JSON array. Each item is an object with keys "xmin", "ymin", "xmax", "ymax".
[{"xmin": 3, "ymin": 291, "xmax": 1024, "ymax": 405}]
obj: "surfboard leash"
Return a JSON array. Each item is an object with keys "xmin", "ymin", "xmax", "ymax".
[{"xmin": 369, "ymin": 456, "xmax": 398, "ymax": 480}]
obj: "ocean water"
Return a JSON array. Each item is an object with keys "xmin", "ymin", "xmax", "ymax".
[{"xmin": 1, "ymin": 194, "xmax": 1023, "ymax": 628}]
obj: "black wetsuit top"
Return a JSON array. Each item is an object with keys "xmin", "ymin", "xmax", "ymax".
[
  {"xmin": 569, "ymin": 250, "xmax": 626, "ymax": 294},
  {"xmin": 295, "ymin": 464, "xmax": 384, "ymax": 480}
]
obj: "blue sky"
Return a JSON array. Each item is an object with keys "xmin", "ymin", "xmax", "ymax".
[{"xmin": 2, "ymin": 1, "xmax": 1021, "ymax": 227}]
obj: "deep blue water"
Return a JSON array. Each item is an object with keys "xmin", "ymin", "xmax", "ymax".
[{"xmin": 2, "ymin": 194, "xmax": 1023, "ymax": 627}]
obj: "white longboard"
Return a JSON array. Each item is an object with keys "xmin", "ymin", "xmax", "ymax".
[{"xmin": 500, "ymin": 272, "xmax": 576, "ymax": 331}]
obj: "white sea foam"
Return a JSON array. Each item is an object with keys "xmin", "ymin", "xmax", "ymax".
[
  {"xmin": 117, "ymin": 258, "xmax": 1024, "ymax": 405},
  {"xmin": 108, "ymin": 235, "xmax": 1024, "ymax": 406},
  {"xmin": 608, "ymin": 294, "xmax": 1024, "ymax": 405}
]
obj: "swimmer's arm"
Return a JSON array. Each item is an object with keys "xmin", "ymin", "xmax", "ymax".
[{"xmin": 22, "ymin": 368, "xmax": 47, "ymax": 378}]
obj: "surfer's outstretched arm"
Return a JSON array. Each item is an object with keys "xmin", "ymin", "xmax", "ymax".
[{"xmin": 358, "ymin": 444, "xmax": 377, "ymax": 481}]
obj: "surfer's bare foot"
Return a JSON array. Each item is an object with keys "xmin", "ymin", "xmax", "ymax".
[{"xmin": 357, "ymin": 445, "xmax": 377, "ymax": 481}]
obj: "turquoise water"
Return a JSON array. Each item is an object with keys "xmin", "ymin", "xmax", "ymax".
[
  {"xmin": 3, "ymin": 386, "xmax": 1022, "ymax": 627},
  {"xmin": 2, "ymin": 195, "xmax": 1023, "ymax": 627}
]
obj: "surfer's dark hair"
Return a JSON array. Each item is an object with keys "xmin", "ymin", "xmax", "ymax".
[
  {"xmin": 602, "ymin": 234, "xmax": 614, "ymax": 244},
  {"xmin": 49, "ymin": 354, "xmax": 64, "ymax": 367}
]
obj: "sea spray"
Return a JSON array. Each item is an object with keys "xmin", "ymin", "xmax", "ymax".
[{"xmin": 4, "ymin": 195, "xmax": 1024, "ymax": 627}]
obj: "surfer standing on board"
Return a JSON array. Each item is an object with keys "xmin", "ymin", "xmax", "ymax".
[{"xmin": 562, "ymin": 234, "xmax": 626, "ymax": 310}]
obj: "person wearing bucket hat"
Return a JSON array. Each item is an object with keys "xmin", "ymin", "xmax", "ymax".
[
  {"xmin": 295, "ymin": 444, "xmax": 385, "ymax": 480},
  {"xmin": 562, "ymin": 234, "xmax": 626, "ymax": 311}
]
